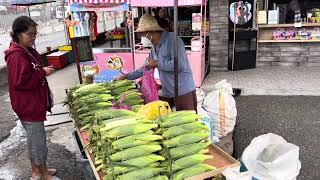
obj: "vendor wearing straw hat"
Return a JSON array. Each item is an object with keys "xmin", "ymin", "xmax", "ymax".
[{"xmin": 116, "ymin": 13, "xmax": 197, "ymax": 111}]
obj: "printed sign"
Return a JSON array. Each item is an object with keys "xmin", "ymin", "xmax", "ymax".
[
  {"xmin": 229, "ymin": 0, "xmax": 254, "ymax": 30},
  {"xmin": 80, "ymin": 53, "xmax": 134, "ymax": 83},
  {"xmin": 192, "ymin": 13, "xmax": 202, "ymax": 31},
  {"xmin": 71, "ymin": 36, "xmax": 93, "ymax": 62}
]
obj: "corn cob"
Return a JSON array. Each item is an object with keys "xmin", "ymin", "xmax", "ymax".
[
  {"xmin": 110, "ymin": 162, "xmax": 160, "ymax": 175},
  {"xmin": 111, "ymin": 80, "xmax": 133, "ymax": 89},
  {"xmin": 116, "ymin": 167, "xmax": 164, "ymax": 180},
  {"xmin": 132, "ymin": 105, "xmax": 143, "ymax": 113},
  {"xmin": 80, "ymin": 123, "xmax": 91, "ymax": 131},
  {"xmin": 78, "ymin": 93, "xmax": 100, "ymax": 101},
  {"xmin": 78, "ymin": 109, "xmax": 105, "ymax": 120},
  {"xmin": 110, "ymin": 145, "xmax": 162, "ymax": 161},
  {"xmin": 75, "ymin": 83, "xmax": 107, "ymax": 97},
  {"xmin": 116, "ymin": 91, "xmax": 142, "ymax": 101},
  {"xmin": 103, "ymin": 123, "xmax": 158, "ymax": 138},
  {"xmin": 160, "ymin": 114, "xmax": 203, "ymax": 128},
  {"xmin": 122, "ymin": 99, "xmax": 145, "ymax": 107},
  {"xmin": 96, "ymin": 163, "xmax": 106, "ymax": 172},
  {"xmin": 94, "ymin": 159, "xmax": 103, "ymax": 166},
  {"xmin": 123, "ymin": 154, "xmax": 165, "ymax": 167},
  {"xmin": 163, "ymin": 132, "xmax": 209, "ymax": 148},
  {"xmin": 99, "ymin": 118, "xmax": 140, "ymax": 132},
  {"xmin": 162, "ymin": 110, "xmax": 196, "ymax": 119},
  {"xmin": 146, "ymin": 176, "xmax": 169, "ymax": 180},
  {"xmin": 77, "ymin": 102, "xmax": 112, "ymax": 115},
  {"xmin": 162, "ymin": 122, "xmax": 208, "ymax": 139},
  {"xmin": 111, "ymin": 85, "xmax": 136, "ymax": 96},
  {"xmin": 169, "ymin": 142, "xmax": 211, "ymax": 159},
  {"xmin": 112, "ymin": 133, "xmax": 163, "ymax": 150},
  {"xmin": 82, "ymin": 116, "xmax": 93, "ymax": 124},
  {"xmin": 77, "ymin": 94, "xmax": 113, "ymax": 105},
  {"xmin": 172, "ymin": 164, "xmax": 215, "ymax": 180},
  {"xmin": 95, "ymin": 109, "xmax": 137, "ymax": 121},
  {"xmin": 171, "ymin": 154, "xmax": 213, "ymax": 172}
]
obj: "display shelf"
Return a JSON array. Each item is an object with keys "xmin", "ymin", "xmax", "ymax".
[
  {"xmin": 259, "ymin": 23, "xmax": 320, "ymax": 28},
  {"xmin": 259, "ymin": 39, "xmax": 320, "ymax": 43}
]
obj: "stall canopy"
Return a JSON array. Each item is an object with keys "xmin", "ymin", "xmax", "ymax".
[
  {"xmin": 69, "ymin": 0, "xmax": 129, "ymax": 11},
  {"xmin": 130, "ymin": 0, "xmax": 205, "ymax": 7},
  {"xmin": 10, "ymin": 0, "xmax": 55, "ymax": 6},
  {"xmin": 69, "ymin": 0, "xmax": 128, "ymax": 4}
]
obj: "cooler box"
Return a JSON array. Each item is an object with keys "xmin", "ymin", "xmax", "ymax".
[{"xmin": 46, "ymin": 51, "xmax": 68, "ymax": 69}]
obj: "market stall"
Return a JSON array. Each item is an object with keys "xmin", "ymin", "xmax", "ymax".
[
  {"xmin": 257, "ymin": 0, "xmax": 320, "ymax": 67},
  {"xmin": 66, "ymin": 82, "xmax": 240, "ymax": 180},
  {"xmin": 68, "ymin": 0, "xmax": 134, "ymax": 83},
  {"xmin": 131, "ymin": 0, "xmax": 209, "ymax": 87}
]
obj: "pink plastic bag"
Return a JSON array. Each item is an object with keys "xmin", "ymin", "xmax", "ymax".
[{"xmin": 140, "ymin": 68, "xmax": 159, "ymax": 103}]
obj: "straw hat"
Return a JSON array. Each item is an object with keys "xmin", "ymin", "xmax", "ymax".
[{"xmin": 135, "ymin": 13, "xmax": 165, "ymax": 33}]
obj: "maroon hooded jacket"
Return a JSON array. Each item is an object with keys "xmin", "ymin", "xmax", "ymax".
[{"xmin": 5, "ymin": 42, "xmax": 52, "ymax": 122}]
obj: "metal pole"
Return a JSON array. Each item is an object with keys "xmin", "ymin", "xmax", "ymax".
[
  {"xmin": 124, "ymin": 11, "xmax": 129, "ymax": 48},
  {"xmin": 27, "ymin": 6, "xmax": 31, "ymax": 17},
  {"xmin": 102, "ymin": 11, "xmax": 106, "ymax": 32},
  {"xmin": 27, "ymin": 6, "xmax": 37, "ymax": 49},
  {"xmin": 174, "ymin": 0, "xmax": 179, "ymax": 103}
]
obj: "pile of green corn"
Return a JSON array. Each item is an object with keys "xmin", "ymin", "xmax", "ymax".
[
  {"xmin": 90, "ymin": 110, "xmax": 167, "ymax": 180},
  {"xmin": 91, "ymin": 110, "xmax": 215, "ymax": 180},
  {"xmin": 110, "ymin": 80, "xmax": 144, "ymax": 107},
  {"xmin": 157, "ymin": 111, "xmax": 216, "ymax": 180},
  {"xmin": 66, "ymin": 83, "xmax": 216, "ymax": 180},
  {"xmin": 65, "ymin": 80, "xmax": 144, "ymax": 130},
  {"xmin": 66, "ymin": 83, "xmax": 113, "ymax": 129}
]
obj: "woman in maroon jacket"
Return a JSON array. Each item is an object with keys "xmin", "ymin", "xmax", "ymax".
[{"xmin": 4, "ymin": 16, "xmax": 60, "ymax": 180}]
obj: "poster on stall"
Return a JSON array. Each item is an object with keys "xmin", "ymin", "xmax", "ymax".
[
  {"xmin": 229, "ymin": 0, "xmax": 254, "ymax": 30},
  {"xmin": 192, "ymin": 13, "xmax": 202, "ymax": 31},
  {"xmin": 80, "ymin": 53, "xmax": 134, "ymax": 83}
]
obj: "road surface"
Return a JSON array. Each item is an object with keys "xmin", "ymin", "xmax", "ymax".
[{"xmin": 234, "ymin": 95, "xmax": 320, "ymax": 180}]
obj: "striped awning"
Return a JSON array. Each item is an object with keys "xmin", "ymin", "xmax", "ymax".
[
  {"xmin": 11, "ymin": 0, "xmax": 56, "ymax": 6},
  {"xmin": 69, "ymin": 0, "xmax": 128, "ymax": 4}
]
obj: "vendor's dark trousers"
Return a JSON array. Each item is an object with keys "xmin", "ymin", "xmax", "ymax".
[{"xmin": 160, "ymin": 90, "xmax": 197, "ymax": 111}]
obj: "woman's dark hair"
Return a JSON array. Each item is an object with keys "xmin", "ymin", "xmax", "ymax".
[{"xmin": 11, "ymin": 16, "xmax": 37, "ymax": 42}]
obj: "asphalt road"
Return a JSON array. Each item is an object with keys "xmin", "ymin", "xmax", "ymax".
[
  {"xmin": 234, "ymin": 96, "xmax": 320, "ymax": 180},
  {"xmin": 0, "ymin": 126, "xmax": 85, "ymax": 180}
]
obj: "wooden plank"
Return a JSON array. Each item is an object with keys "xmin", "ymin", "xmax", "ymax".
[
  {"xmin": 186, "ymin": 144, "xmax": 240, "ymax": 180},
  {"xmin": 259, "ymin": 40, "xmax": 320, "ymax": 43},
  {"xmin": 76, "ymin": 129, "xmax": 102, "ymax": 180},
  {"xmin": 259, "ymin": 23, "xmax": 320, "ymax": 28}
]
